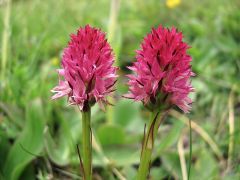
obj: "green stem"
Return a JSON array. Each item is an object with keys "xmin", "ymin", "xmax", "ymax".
[
  {"xmin": 106, "ymin": 0, "xmax": 120, "ymax": 124},
  {"xmin": 187, "ymin": 119, "xmax": 192, "ymax": 180},
  {"xmin": 136, "ymin": 109, "xmax": 163, "ymax": 180},
  {"xmin": 1, "ymin": 0, "xmax": 11, "ymax": 81},
  {"xmin": 82, "ymin": 106, "xmax": 92, "ymax": 180}
]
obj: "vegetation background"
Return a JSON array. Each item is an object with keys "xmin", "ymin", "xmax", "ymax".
[{"xmin": 0, "ymin": 0, "xmax": 239, "ymax": 179}]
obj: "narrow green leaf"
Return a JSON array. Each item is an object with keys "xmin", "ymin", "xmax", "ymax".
[{"xmin": 3, "ymin": 99, "xmax": 45, "ymax": 180}]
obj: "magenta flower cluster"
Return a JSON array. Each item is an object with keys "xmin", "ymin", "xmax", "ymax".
[
  {"xmin": 52, "ymin": 25, "xmax": 194, "ymax": 113},
  {"xmin": 125, "ymin": 26, "xmax": 194, "ymax": 112},
  {"xmin": 51, "ymin": 25, "xmax": 117, "ymax": 110}
]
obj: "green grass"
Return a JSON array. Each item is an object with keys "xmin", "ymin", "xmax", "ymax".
[{"xmin": 0, "ymin": 0, "xmax": 240, "ymax": 179}]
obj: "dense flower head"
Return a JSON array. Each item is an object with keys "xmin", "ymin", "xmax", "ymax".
[
  {"xmin": 125, "ymin": 25, "xmax": 194, "ymax": 113},
  {"xmin": 51, "ymin": 25, "xmax": 117, "ymax": 110}
]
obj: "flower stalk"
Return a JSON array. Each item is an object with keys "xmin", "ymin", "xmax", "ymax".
[
  {"xmin": 137, "ymin": 109, "xmax": 164, "ymax": 180},
  {"xmin": 81, "ymin": 104, "xmax": 92, "ymax": 180},
  {"xmin": 125, "ymin": 25, "xmax": 194, "ymax": 179},
  {"xmin": 51, "ymin": 25, "xmax": 117, "ymax": 179}
]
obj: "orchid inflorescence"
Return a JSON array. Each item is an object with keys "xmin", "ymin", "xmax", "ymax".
[
  {"xmin": 125, "ymin": 25, "xmax": 194, "ymax": 113},
  {"xmin": 51, "ymin": 24, "xmax": 194, "ymax": 180},
  {"xmin": 51, "ymin": 25, "xmax": 118, "ymax": 111}
]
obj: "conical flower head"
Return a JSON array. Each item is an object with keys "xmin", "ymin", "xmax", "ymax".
[
  {"xmin": 126, "ymin": 25, "xmax": 194, "ymax": 113},
  {"xmin": 51, "ymin": 25, "xmax": 117, "ymax": 110}
]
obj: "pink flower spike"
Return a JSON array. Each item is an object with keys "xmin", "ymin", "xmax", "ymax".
[
  {"xmin": 125, "ymin": 25, "xmax": 194, "ymax": 113},
  {"xmin": 51, "ymin": 25, "xmax": 117, "ymax": 110}
]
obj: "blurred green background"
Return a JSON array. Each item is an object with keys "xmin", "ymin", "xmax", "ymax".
[{"xmin": 0, "ymin": 0, "xmax": 240, "ymax": 179}]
